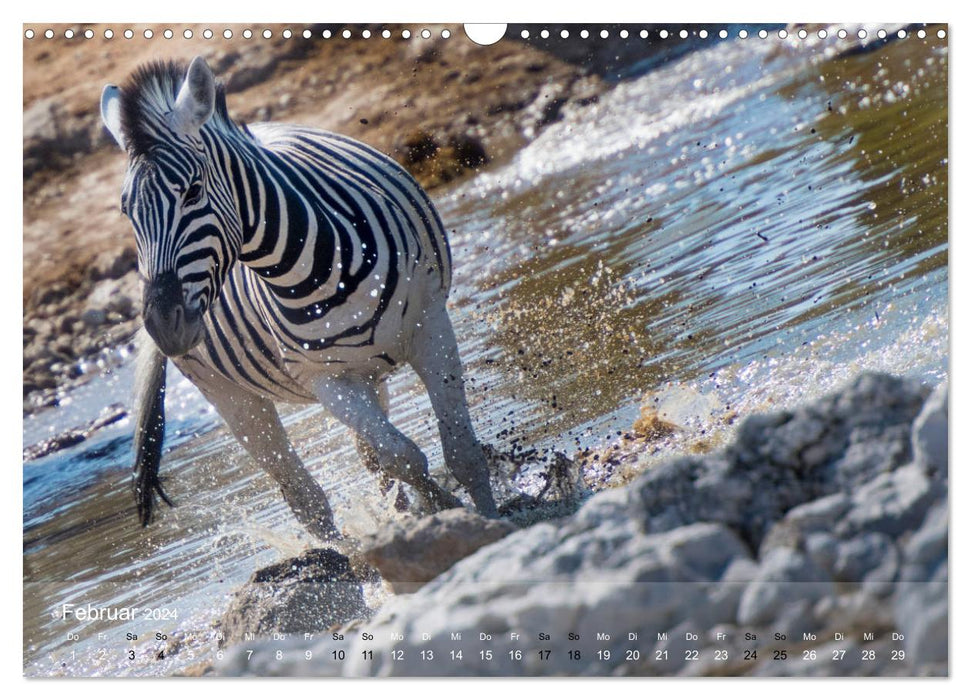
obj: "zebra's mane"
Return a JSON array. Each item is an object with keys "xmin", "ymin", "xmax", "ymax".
[{"xmin": 119, "ymin": 59, "xmax": 248, "ymax": 157}]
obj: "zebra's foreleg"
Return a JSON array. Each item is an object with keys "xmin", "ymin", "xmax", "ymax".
[
  {"xmin": 194, "ymin": 378, "xmax": 341, "ymax": 541},
  {"xmin": 411, "ymin": 305, "xmax": 499, "ymax": 518},
  {"xmin": 312, "ymin": 374, "xmax": 462, "ymax": 513},
  {"xmin": 353, "ymin": 381, "xmax": 412, "ymax": 512}
]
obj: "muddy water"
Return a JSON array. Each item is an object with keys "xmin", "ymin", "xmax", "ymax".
[{"xmin": 23, "ymin": 33, "xmax": 947, "ymax": 676}]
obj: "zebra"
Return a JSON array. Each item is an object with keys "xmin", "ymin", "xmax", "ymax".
[{"xmin": 99, "ymin": 56, "xmax": 498, "ymax": 541}]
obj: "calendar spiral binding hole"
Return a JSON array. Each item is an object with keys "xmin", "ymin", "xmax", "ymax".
[{"xmin": 23, "ymin": 24, "xmax": 947, "ymax": 42}]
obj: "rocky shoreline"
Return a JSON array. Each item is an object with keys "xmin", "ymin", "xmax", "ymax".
[{"xmin": 202, "ymin": 372, "xmax": 947, "ymax": 677}]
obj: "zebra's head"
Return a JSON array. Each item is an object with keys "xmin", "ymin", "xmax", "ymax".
[{"xmin": 101, "ymin": 57, "xmax": 242, "ymax": 357}]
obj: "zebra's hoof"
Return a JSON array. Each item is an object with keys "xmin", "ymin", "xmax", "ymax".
[
  {"xmin": 472, "ymin": 490, "xmax": 499, "ymax": 519},
  {"xmin": 461, "ymin": 479, "xmax": 498, "ymax": 519}
]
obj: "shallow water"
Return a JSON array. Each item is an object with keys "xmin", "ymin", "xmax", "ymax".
[{"xmin": 23, "ymin": 33, "xmax": 947, "ymax": 676}]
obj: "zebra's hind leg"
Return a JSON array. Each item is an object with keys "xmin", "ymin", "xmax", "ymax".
[
  {"xmin": 410, "ymin": 303, "xmax": 499, "ymax": 518},
  {"xmin": 312, "ymin": 374, "xmax": 462, "ymax": 514},
  {"xmin": 353, "ymin": 381, "xmax": 411, "ymax": 512},
  {"xmin": 193, "ymin": 376, "xmax": 341, "ymax": 541}
]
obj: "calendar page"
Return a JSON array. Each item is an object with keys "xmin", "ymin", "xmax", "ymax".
[{"xmin": 22, "ymin": 22, "xmax": 948, "ymax": 678}]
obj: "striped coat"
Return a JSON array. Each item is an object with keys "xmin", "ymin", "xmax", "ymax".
[{"xmin": 101, "ymin": 57, "xmax": 496, "ymax": 540}]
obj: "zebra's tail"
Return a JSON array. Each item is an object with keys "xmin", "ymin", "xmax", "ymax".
[{"xmin": 132, "ymin": 328, "xmax": 175, "ymax": 526}]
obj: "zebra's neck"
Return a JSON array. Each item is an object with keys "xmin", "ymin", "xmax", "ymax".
[
  {"xmin": 206, "ymin": 126, "xmax": 323, "ymax": 282},
  {"xmin": 208, "ymin": 124, "xmax": 367, "ymax": 310}
]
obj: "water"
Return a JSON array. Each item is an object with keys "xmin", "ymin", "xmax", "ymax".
[{"xmin": 23, "ymin": 34, "xmax": 947, "ymax": 676}]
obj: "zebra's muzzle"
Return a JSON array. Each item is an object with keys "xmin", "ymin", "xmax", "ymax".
[{"xmin": 143, "ymin": 271, "xmax": 205, "ymax": 357}]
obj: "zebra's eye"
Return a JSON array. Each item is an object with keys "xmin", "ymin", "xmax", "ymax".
[{"xmin": 184, "ymin": 182, "xmax": 204, "ymax": 206}]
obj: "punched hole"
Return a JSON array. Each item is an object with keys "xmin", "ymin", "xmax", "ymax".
[{"xmin": 464, "ymin": 24, "xmax": 506, "ymax": 45}]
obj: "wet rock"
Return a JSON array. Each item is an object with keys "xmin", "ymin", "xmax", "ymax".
[
  {"xmin": 759, "ymin": 493, "xmax": 850, "ymax": 556},
  {"xmin": 359, "ymin": 508, "xmax": 518, "ymax": 593},
  {"xmin": 80, "ymin": 308, "xmax": 107, "ymax": 328},
  {"xmin": 737, "ymin": 548, "xmax": 833, "ymax": 627},
  {"xmin": 899, "ymin": 500, "xmax": 947, "ymax": 578},
  {"xmin": 216, "ymin": 549, "xmax": 369, "ymax": 648},
  {"xmin": 832, "ymin": 532, "xmax": 898, "ymax": 585},
  {"xmin": 912, "ymin": 382, "xmax": 947, "ymax": 477},
  {"xmin": 23, "ymin": 404, "xmax": 127, "ymax": 461},
  {"xmin": 837, "ymin": 464, "xmax": 940, "ymax": 539},
  {"xmin": 895, "ymin": 501, "xmax": 947, "ymax": 667},
  {"xmin": 630, "ymin": 373, "xmax": 927, "ymax": 548}
]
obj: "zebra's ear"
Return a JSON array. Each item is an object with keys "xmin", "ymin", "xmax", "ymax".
[
  {"xmin": 101, "ymin": 85, "xmax": 128, "ymax": 151},
  {"xmin": 172, "ymin": 56, "xmax": 215, "ymax": 134}
]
